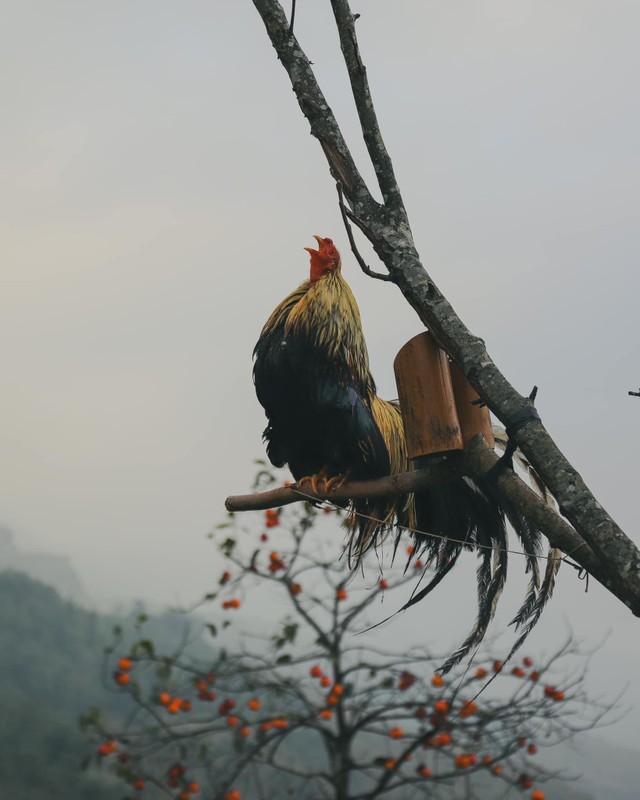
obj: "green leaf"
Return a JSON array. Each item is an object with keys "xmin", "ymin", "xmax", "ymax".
[
  {"xmin": 283, "ymin": 623, "xmax": 298, "ymax": 644},
  {"xmin": 138, "ymin": 639, "xmax": 154, "ymax": 656},
  {"xmin": 276, "ymin": 654, "xmax": 292, "ymax": 664},
  {"xmin": 207, "ymin": 624, "xmax": 218, "ymax": 638},
  {"xmin": 219, "ymin": 537, "xmax": 236, "ymax": 557}
]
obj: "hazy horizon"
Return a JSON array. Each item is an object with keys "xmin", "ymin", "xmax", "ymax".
[{"xmin": 2, "ymin": 0, "xmax": 639, "ymax": 748}]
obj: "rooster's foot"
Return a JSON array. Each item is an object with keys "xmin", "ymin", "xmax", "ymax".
[
  {"xmin": 296, "ymin": 474, "xmax": 327, "ymax": 494},
  {"xmin": 324, "ymin": 473, "xmax": 350, "ymax": 492}
]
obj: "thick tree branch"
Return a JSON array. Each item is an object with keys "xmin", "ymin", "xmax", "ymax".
[
  {"xmin": 249, "ymin": 0, "xmax": 640, "ymax": 614},
  {"xmin": 226, "ymin": 437, "xmax": 638, "ymax": 616}
]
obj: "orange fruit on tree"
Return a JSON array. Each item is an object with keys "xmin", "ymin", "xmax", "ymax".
[{"xmin": 433, "ymin": 700, "xmax": 449, "ymax": 715}]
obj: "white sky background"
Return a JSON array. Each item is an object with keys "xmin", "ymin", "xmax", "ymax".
[{"xmin": 2, "ymin": 0, "xmax": 639, "ymax": 747}]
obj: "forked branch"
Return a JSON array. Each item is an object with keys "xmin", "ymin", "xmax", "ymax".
[{"xmin": 249, "ymin": 0, "xmax": 640, "ymax": 616}]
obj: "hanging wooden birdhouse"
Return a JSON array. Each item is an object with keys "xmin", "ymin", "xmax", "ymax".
[
  {"xmin": 449, "ymin": 361, "xmax": 495, "ymax": 449},
  {"xmin": 393, "ymin": 331, "xmax": 493, "ymax": 459},
  {"xmin": 393, "ymin": 332, "xmax": 463, "ymax": 459}
]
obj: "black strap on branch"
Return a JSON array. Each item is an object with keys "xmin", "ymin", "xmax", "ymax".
[
  {"xmin": 505, "ymin": 405, "xmax": 541, "ymax": 438},
  {"xmin": 491, "ymin": 386, "xmax": 540, "ymax": 474}
]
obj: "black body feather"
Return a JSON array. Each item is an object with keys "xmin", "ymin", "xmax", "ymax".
[{"xmin": 253, "ymin": 280, "xmax": 390, "ymax": 483}]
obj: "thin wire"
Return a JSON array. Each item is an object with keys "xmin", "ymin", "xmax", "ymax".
[{"xmin": 291, "ymin": 487, "xmax": 559, "ymax": 565}]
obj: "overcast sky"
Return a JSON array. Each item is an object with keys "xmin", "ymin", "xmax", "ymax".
[{"xmin": 2, "ymin": 0, "xmax": 639, "ymax": 748}]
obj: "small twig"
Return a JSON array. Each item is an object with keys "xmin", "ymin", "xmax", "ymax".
[
  {"xmin": 336, "ymin": 182, "xmax": 392, "ymax": 282},
  {"xmin": 628, "ymin": 388, "xmax": 640, "ymax": 398},
  {"xmin": 288, "ymin": 0, "xmax": 296, "ymax": 35}
]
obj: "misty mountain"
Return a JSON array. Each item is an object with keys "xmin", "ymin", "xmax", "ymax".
[
  {"xmin": 0, "ymin": 525, "xmax": 87, "ymax": 603},
  {"xmin": 0, "ymin": 570, "xmax": 121, "ymax": 799}
]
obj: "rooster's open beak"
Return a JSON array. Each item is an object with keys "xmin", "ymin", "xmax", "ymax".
[{"xmin": 304, "ymin": 234, "xmax": 324, "ymax": 255}]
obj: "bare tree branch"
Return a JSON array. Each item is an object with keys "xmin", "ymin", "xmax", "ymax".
[
  {"xmin": 336, "ymin": 182, "xmax": 392, "ymax": 281},
  {"xmin": 249, "ymin": 0, "xmax": 640, "ymax": 616},
  {"xmin": 329, "ymin": 0, "xmax": 403, "ymax": 208}
]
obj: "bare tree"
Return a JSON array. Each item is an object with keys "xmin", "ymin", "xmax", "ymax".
[
  {"xmin": 239, "ymin": 0, "xmax": 640, "ymax": 616},
  {"xmin": 84, "ymin": 471, "xmax": 611, "ymax": 800}
]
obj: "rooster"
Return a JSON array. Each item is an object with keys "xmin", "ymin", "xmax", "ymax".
[{"xmin": 253, "ymin": 236, "xmax": 558, "ymax": 671}]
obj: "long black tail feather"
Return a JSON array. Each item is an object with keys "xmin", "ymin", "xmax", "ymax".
[
  {"xmin": 439, "ymin": 542, "xmax": 509, "ymax": 675},
  {"xmin": 503, "ymin": 547, "xmax": 562, "ymax": 664},
  {"xmin": 344, "ymin": 431, "xmax": 558, "ymax": 671},
  {"xmin": 406, "ymin": 462, "xmax": 552, "ymax": 672}
]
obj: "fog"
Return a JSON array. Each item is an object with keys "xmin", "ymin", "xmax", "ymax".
[{"xmin": 2, "ymin": 0, "xmax": 638, "ymax": 747}]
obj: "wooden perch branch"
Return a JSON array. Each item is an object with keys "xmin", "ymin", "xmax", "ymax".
[
  {"xmin": 250, "ymin": 0, "xmax": 640, "ymax": 617},
  {"xmin": 226, "ymin": 458, "xmax": 460, "ymax": 512}
]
